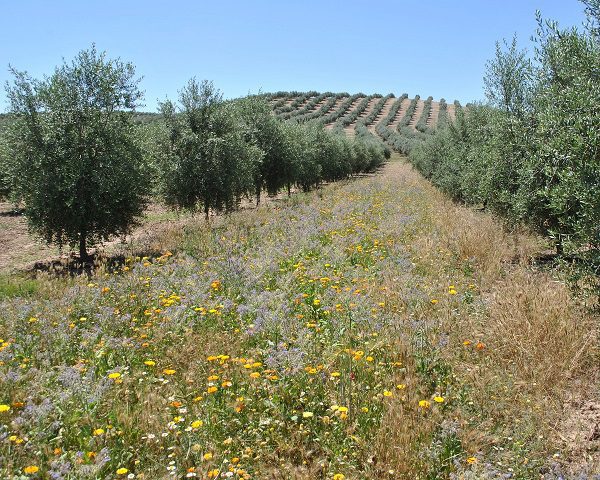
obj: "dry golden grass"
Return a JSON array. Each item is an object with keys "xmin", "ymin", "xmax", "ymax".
[
  {"xmin": 140, "ymin": 156, "xmax": 599, "ymax": 476},
  {"xmin": 387, "ymin": 157, "xmax": 599, "ymax": 473},
  {"xmin": 3, "ymin": 155, "xmax": 597, "ymax": 478}
]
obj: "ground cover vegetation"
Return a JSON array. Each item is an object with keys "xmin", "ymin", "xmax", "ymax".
[
  {"xmin": 0, "ymin": 2, "xmax": 599, "ymax": 478},
  {"xmin": 1, "ymin": 153, "xmax": 597, "ymax": 478}
]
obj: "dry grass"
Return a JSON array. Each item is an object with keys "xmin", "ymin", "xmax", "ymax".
[
  {"xmin": 389, "ymin": 157, "xmax": 600, "ymax": 473},
  {"xmin": 2, "ymin": 155, "xmax": 598, "ymax": 478}
]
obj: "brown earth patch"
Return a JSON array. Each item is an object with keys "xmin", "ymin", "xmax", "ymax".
[
  {"xmin": 408, "ymin": 98, "xmax": 425, "ymax": 130},
  {"xmin": 427, "ymin": 101, "xmax": 440, "ymax": 128},
  {"xmin": 388, "ymin": 97, "xmax": 412, "ymax": 130},
  {"xmin": 367, "ymin": 96, "xmax": 396, "ymax": 133}
]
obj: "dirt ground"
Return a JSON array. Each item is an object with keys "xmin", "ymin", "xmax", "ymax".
[{"xmin": 0, "ymin": 191, "xmax": 301, "ymax": 273}]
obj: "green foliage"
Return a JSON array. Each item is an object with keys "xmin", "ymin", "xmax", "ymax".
[
  {"xmin": 408, "ymin": 3, "xmax": 600, "ymax": 296},
  {"xmin": 158, "ymin": 79, "xmax": 261, "ymax": 217},
  {"xmin": 0, "ymin": 122, "xmax": 14, "ymax": 200},
  {"xmin": 397, "ymin": 95, "xmax": 420, "ymax": 130},
  {"xmin": 156, "ymin": 87, "xmax": 385, "ymax": 211},
  {"xmin": 234, "ymin": 95, "xmax": 295, "ymax": 200},
  {"xmin": 341, "ymin": 95, "xmax": 380, "ymax": 127},
  {"xmin": 416, "ymin": 96, "xmax": 434, "ymax": 133},
  {"xmin": 5, "ymin": 46, "xmax": 149, "ymax": 259},
  {"xmin": 0, "ymin": 274, "xmax": 39, "ymax": 300},
  {"xmin": 436, "ymin": 99, "xmax": 448, "ymax": 126},
  {"xmin": 484, "ymin": 36, "xmax": 534, "ymax": 117},
  {"xmin": 361, "ymin": 93, "xmax": 394, "ymax": 126},
  {"xmin": 320, "ymin": 94, "xmax": 364, "ymax": 125}
]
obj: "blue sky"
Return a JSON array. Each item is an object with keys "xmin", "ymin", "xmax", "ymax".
[{"xmin": 0, "ymin": 1, "xmax": 588, "ymax": 111}]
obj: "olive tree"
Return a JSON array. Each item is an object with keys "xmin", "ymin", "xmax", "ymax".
[
  {"xmin": 158, "ymin": 79, "xmax": 260, "ymax": 218},
  {"xmin": 234, "ymin": 96, "xmax": 293, "ymax": 204},
  {"xmin": 0, "ymin": 123, "xmax": 13, "ymax": 200},
  {"xmin": 518, "ymin": 10, "xmax": 600, "ymax": 255},
  {"xmin": 5, "ymin": 46, "xmax": 149, "ymax": 260}
]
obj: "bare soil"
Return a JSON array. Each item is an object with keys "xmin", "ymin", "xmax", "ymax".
[
  {"xmin": 427, "ymin": 101, "xmax": 440, "ymax": 128},
  {"xmin": 387, "ymin": 97, "xmax": 412, "ymax": 130},
  {"xmin": 407, "ymin": 98, "xmax": 425, "ymax": 130},
  {"xmin": 367, "ymin": 96, "xmax": 396, "ymax": 133}
]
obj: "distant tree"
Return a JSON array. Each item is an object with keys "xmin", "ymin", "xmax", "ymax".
[
  {"xmin": 158, "ymin": 79, "xmax": 260, "ymax": 218},
  {"xmin": 5, "ymin": 46, "xmax": 149, "ymax": 260}
]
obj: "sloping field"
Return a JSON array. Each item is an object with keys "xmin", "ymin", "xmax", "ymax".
[
  {"xmin": 272, "ymin": 92, "xmax": 456, "ymax": 140},
  {"xmin": 325, "ymin": 95, "xmax": 365, "ymax": 130},
  {"xmin": 407, "ymin": 98, "xmax": 425, "ymax": 130},
  {"xmin": 367, "ymin": 96, "xmax": 396, "ymax": 133},
  {"xmin": 387, "ymin": 97, "xmax": 412, "ymax": 130}
]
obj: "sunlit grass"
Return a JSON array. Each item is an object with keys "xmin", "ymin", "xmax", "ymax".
[{"xmin": 0, "ymin": 157, "xmax": 596, "ymax": 479}]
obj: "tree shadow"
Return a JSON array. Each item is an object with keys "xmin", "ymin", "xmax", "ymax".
[
  {"xmin": 28, "ymin": 248, "xmax": 171, "ymax": 278},
  {"xmin": 0, "ymin": 207, "xmax": 25, "ymax": 217}
]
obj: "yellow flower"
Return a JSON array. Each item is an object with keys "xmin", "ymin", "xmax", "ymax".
[
  {"xmin": 144, "ymin": 360, "xmax": 156, "ymax": 366},
  {"xmin": 434, "ymin": 396, "xmax": 445, "ymax": 403},
  {"xmin": 249, "ymin": 372, "xmax": 260, "ymax": 378},
  {"xmin": 116, "ymin": 467, "xmax": 129, "ymax": 475},
  {"xmin": 430, "ymin": 298, "xmax": 438, "ymax": 304},
  {"xmin": 0, "ymin": 404, "xmax": 10, "ymax": 412},
  {"xmin": 93, "ymin": 428, "xmax": 105, "ymax": 436},
  {"xmin": 23, "ymin": 466, "xmax": 39, "ymax": 474},
  {"xmin": 467, "ymin": 456, "xmax": 477, "ymax": 464},
  {"xmin": 383, "ymin": 390, "xmax": 393, "ymax": 397},
  {"xmin": 333, "ymin": 474, "xmax": 345, "ymax": 480},
  {"xmin": 302, "ymin": 411, "xmax": 314, "ymax": 418},
  {"xmin": 396, "ymin": 384, "xmax": 406, "ymax": 390},
  {"xmin": 207, "ymin": 386, "xmax": 218, "ymax": 394},
  {"xmin": 108, "ymin": 372, "xmax": 121, "ymax": 379},
  {"xmin": 330, "ymin": 372, "xmax": 341, "ymax": 378},
  {"xmin": 203, "ymin": 452, "xmax": 213, "ymax": 461},
  {"xmin": 191, "ymin": 420, "xmax": 203, "ymax": 429},
  {"xmin": 418, "ymin": 400, "xmax": 431, "ymax": 409},
  {"xmin": 163, "ymin": 368, "xmax": 176, "ymax": 375}
]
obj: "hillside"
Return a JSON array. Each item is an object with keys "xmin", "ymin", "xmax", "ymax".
[{"xmin": 264, "ymin": 92, "xmax": 461, "ymax": 155}]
